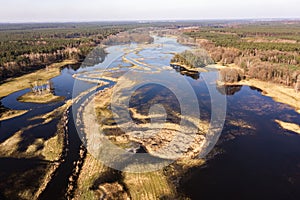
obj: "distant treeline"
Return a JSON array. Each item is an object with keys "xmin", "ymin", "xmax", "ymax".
[
  {"xmin": 0, "ymin": 25, "xmax": 128, "ymax": 81},
  {"xmin": 183, "ymin": 22, "xmax": 300, "ymax": 87},
  {"xmin": 102, "ymin": 29, "xmax": 154, "ymax": 45}
]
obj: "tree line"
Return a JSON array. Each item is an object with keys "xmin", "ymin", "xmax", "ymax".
[
  {"xmin": 182, "ymin": 22, "xmax": 300, "ymax": 89},
  {"xmin": 0, "ymin": 24, "xmax": 131, "ymax": 82}
]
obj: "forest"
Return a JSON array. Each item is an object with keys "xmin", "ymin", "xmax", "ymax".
[
  {"xmin": 183, "ymin": 22, "xmax": 300, "ymax": 87},
  {"xmin": 0, "ymin": 23, "xmax": 136, "ymax": 81},
  {"xmin": 102, "ymin": 28, "xmax": 154, "ymax": 45},
  {"xmin": 0, "ymin": 21, "xmax": 203, "ymax": 82},
  {"xmin": 2, "ymin": 21, "xmax": 300, "ymax": 88}
]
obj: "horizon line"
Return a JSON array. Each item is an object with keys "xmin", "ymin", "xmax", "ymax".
[{"xmin": 1, "ymin": 17, "xmax": 300, "ymax": 24}]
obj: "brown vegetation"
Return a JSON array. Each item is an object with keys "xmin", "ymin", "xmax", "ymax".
[
  {"xmin": 219, "ymin": 68, "xmax": 245, "ymax": 83},
  {"xmin": 183, "ymin": 24, "xmax": 300, "ymax": 89},
  {"xmin": 17, "ymin": 92, "xmax": 64, "ymax": 104},
  {"xmin": 275, "ymin": 119, "xmax": 300, "ymax": 135},
  {"xmin": 171, "ymin": 49, "xmax": 214, "ymax": 69},
  {"xmin": 0, "ymin": 109, "xmax": 28, "ymax": 121}
]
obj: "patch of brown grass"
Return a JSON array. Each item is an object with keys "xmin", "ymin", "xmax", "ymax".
[
  {"xmin": 124, "ymin": 170, "xmax": 176, "ymax": 200},
  {"xmin": 275, "ymin": 119, "xmax": 300, "ymax": 134},
  {"xmin": 17, "ymin": 92, "xmax": 65, "ymax": 104},
  {"xmin": 0, "ymin": 109, "xmax": 28, "ymax": 121}
]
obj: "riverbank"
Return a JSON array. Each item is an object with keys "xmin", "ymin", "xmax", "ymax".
[
  {"xmin": 0, "ymin": 109, "xmax": 28, "ymax": 121},
  {"xmin": 76, "ymin": 93, "xmax": 178, "ymax": 200},
  {"xmin": 0, "ymin": 59, "xmax": 77, "ymax": 99},
  {"xmin": 213, "ymin": 64, "xmax": 300, "ymax": 114},
  {"xmin": 75, "ymin": 75, "xmax": 212, "ymax": 198},
  {"xmin": 0, "ymin": 59, "xmax": 77, "ymax": 120},
  {"xmin": 170, "ymin": 62, "xmax": 207, "ymax": 72},
  {"xmin": 275, "ymin": 120, "xmax": 300, "ymax": 135},
  {"xmin": 218, "ymin": 78, "xmax": 300, "ymax": 114},
  {"xmin": 239, "ymin": 79, "xmax": 300, "ymax": 113},
  {"xmin": 0, "ymin": 109, "xmax": 68, "ymax": 199}
]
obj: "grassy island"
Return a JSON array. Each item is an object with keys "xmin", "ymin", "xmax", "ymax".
[
  {"xmin": 171, "ymin": 49, "xmax": 214, "ymax": 71},
  {"xmin": 17, "ymin": 92, "xmax": 65, "ymax": 104}
]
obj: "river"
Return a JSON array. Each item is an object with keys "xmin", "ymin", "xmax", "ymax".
[{"xmin": 0, "ymin": 36, "xmax": 300, "ymax": 199}]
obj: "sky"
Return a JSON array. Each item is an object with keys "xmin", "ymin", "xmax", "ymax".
[{"xmin": 0, "ymin": 0, "xmax": 299, "ymax": 22}]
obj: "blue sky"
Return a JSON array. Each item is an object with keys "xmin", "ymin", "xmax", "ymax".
[{"xmin": 0, "ymin": 0, "xmax": 299, "ymax": 22}]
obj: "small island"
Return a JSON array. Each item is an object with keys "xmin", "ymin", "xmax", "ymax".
[
  {"xmin": 171, "ymin": 49, "xmax": 214, "ymax": 71},
  {"xmin": 17, "ymin": 80, "xmax": 65, "ymax": 104},
  {"xmin": 18, "ymin": 92, "xmax": 65, "ymax": 104}
]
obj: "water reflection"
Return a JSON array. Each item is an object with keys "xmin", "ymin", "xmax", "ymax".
[
  {"xmin": 80, "ymin": 47, "xmax": 107, "ymax": 68},
  {"xmin": 217, "ymin": 85, "xmax": 243, "ymax": 95},
  {"xmin": 129, "ymin": 83, "xmax": 181, "ymax": 124},
  {"xmin": 170, "ymin": 64, "xmax": 200, "ymax": 80}
]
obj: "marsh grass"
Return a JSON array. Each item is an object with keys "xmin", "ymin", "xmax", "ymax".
[{"xmin": 17, "ymin": 92, "xmax": 65, "ymax": 104}]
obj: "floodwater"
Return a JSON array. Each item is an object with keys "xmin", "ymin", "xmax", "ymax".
[{"xmin": 0, "ymin": 36, "xmax": 300, "ymax": 199}]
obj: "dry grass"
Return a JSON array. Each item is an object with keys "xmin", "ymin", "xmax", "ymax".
[
  {"xmin": 80, "ymin": 89, "xmax": 178, "ymax": 200},
  {"xmin": 0, "ymin": 115, "xmax": 65, "ymax": 161},
  {"xmin": 75, "ymin": 150, "xmax": 177, "ymax": 200},
  {"xmin": 74, "ymin": 153, "xmax": 109, "ymax": 200},
  {"xmin": 0, "ymin": 109, "xmax": 66, "ymax": 199},
  {"xmin": 0, "ymin": 109, "xmax": 28, "ymax": 121},
  {"xmin": 0, "ymin": 163, "xmax": 54, "ymax": 200},
  {"xmin": 275, "ymin": 119, "xmax": 300, "ymax": 134},
  {"xmin": 238, "ymin": 79, "xmax": 300, "ymax": 113},
  {"xmin": 41, "ymin": 133, "xmax": 64, "ymax": 161},
  {"xmin": 207, "ymin": 63, "xmax": 240, "ymax": 69},
  {"xmin": 0, "ymin": 130, "xmax": 23, "ymax": 157},
  {"xmin": 0, "ymin": 59, "xmax": 77, "ymax": 98},
  {"xmin": 214, "ymin": 64, "xmax": 300, "ymax": 114},
  {"xmin": 17, "ymin": 92, "xmax": 65, "ymax": 104},
  {"xmin": 124, "ymin": 170, "xmax": 176, "ymax": 200},
  {"xmin": 228, "ymin": 119, "xmax": 255, "ymax": 130}
]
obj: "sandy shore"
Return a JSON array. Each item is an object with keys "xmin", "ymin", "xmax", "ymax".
[
  {"xmin": 213, "ymin": 63, "xmax": 300, "ymax": 114},
  {"xmin": 219, "ymin": 79, "xmax": 300, "ymax": 114},
  {"xmin": 241, "ymin": 79, "xmax": 300, "ymax": 113}
]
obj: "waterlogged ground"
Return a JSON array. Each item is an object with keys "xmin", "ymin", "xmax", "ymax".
[
  {"xmin": 0, "ymin": 36, "xmax": 300, "ymax": 200},
  {"xmin": 78, "ymin": 37, "xmax": 217, "ymax": 162},
  {"xmin": 76, "ymin": 36, "xmax": 300, "ymax": 199}
]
